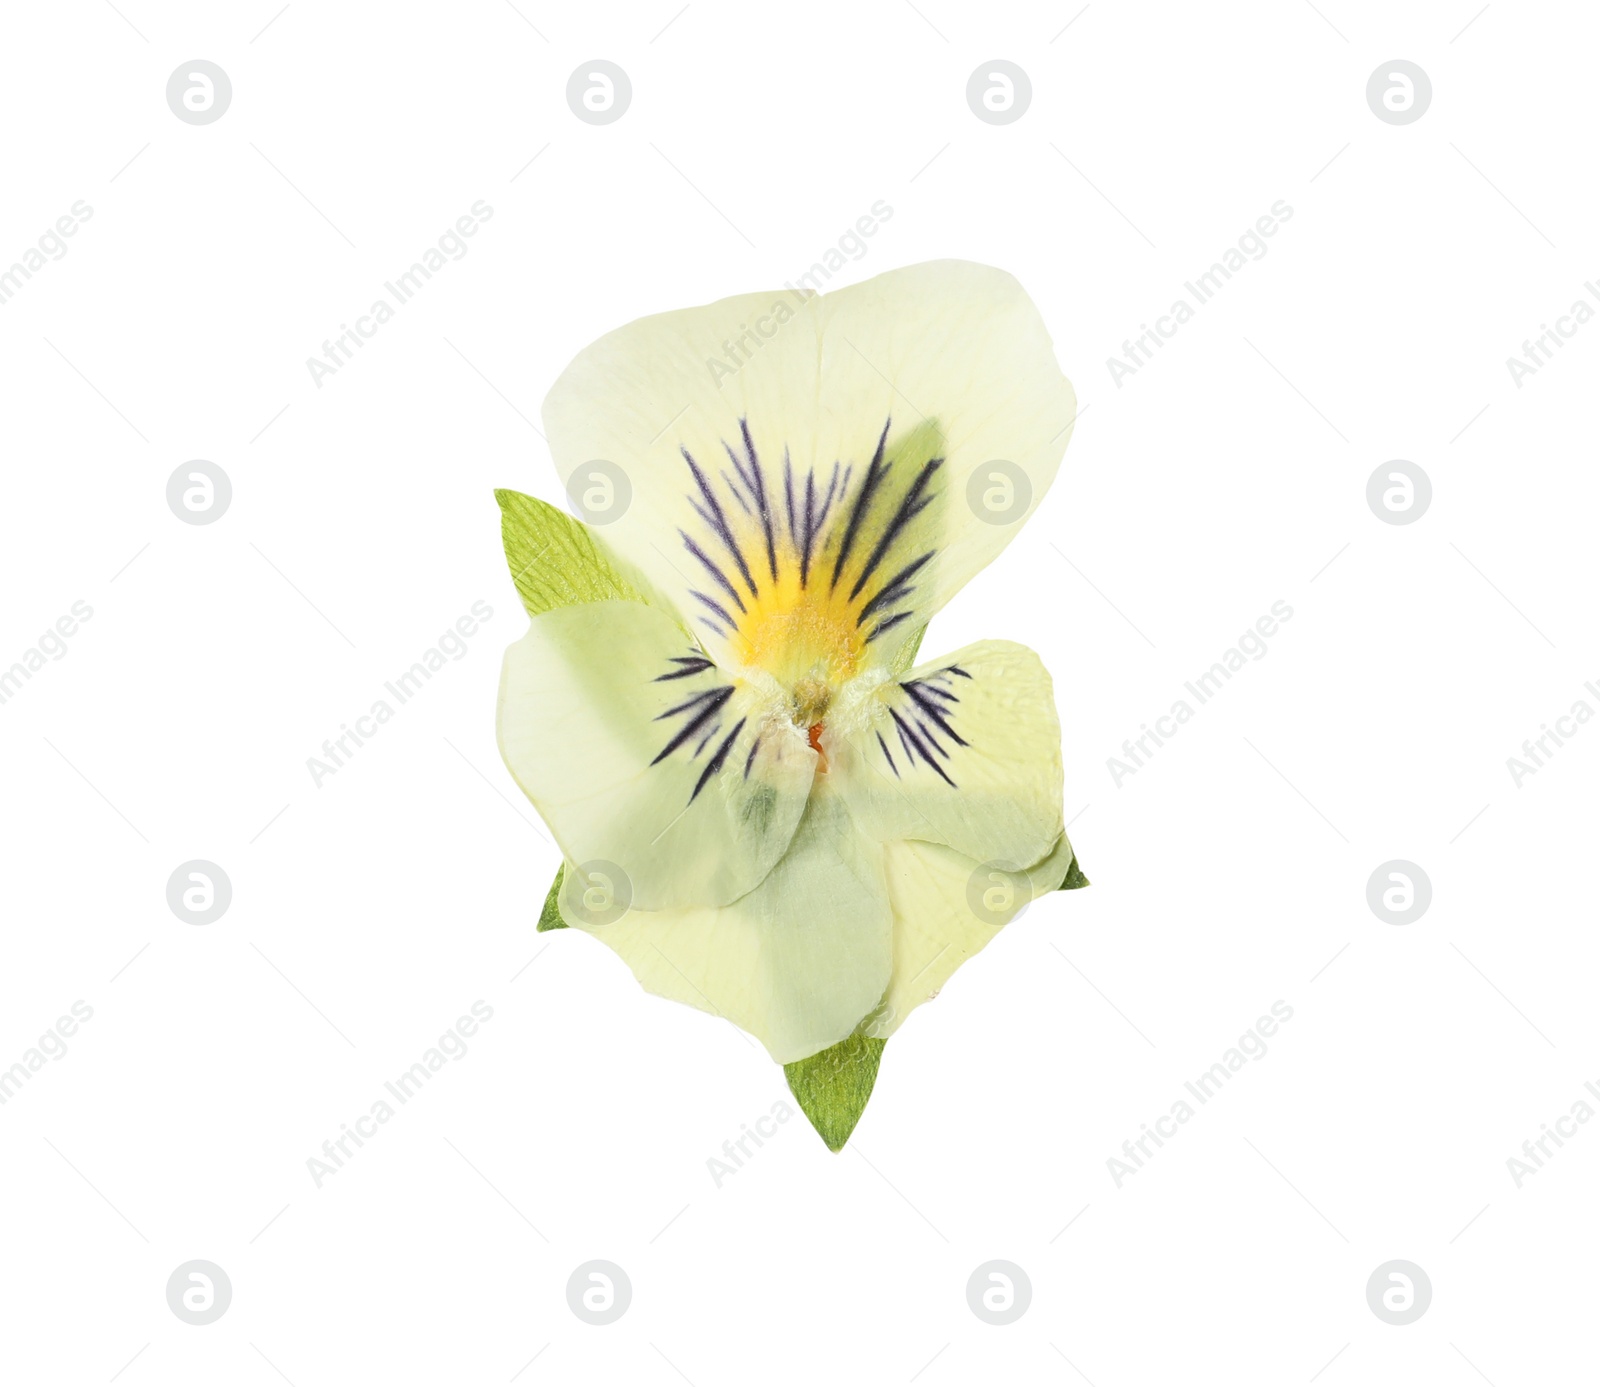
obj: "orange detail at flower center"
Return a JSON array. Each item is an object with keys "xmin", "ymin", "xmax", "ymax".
[{"xmin": 808, "ymin": 721, "xmax": 828, "ymax": 772}]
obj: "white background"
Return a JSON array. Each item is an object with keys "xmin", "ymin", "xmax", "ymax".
[{"xmin": 2, "ymin": 1, "xmax": 1596, "ymax": 1383}]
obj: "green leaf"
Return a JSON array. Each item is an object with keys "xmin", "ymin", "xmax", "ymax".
[
  {"xmin": 495, "ymin": 489, "xmax": 651, "ymax": 618},
  {"xmin": 784, "ymin": 1033, "xmax": 885, "ymax": 1151},
  {"xmin": 1058, "ymin": 854, "xmax": 1089, "ymax": 890},
  {"xmin": 537, "ymin": 863, "xmax": 568, "ymax": 930}
]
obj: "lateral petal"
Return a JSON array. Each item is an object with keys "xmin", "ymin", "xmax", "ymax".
[
  {"xmin": 497, "ymin": 600, "xmax": 816, "ymax": 910},
  {"xmin": 826, "ymin": 638, "xmax": 1065, "ymax": 871}
]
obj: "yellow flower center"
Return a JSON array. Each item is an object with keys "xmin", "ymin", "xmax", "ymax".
[
  {"xmin": 670, "ymin": 415, "xmax": 947, "ymax": 739},
  {"xmin": 724, "ymin": 572, "xmax": 865, "ymax": 735}
]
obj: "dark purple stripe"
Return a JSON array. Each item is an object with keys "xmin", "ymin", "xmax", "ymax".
[
  {"xmin": 903, "ymin": 683, "xmax": 968, "ymax": 745},
  {"xmin": 740, "ymin": 420, "xmax": 778, "ymax": 584},
  {"xmin": 681, "ymin": 531, "xmax": 747, "ymax": 614},
  {"xmin": 865, "ymin": 610, "xmax": 914, "ymax": 644},
  {"xmin": 651, "ymin": 687, "xmax": 735, "ymax": 764},
  {"xmin": 693, "ymin": 720, "xmax": 723, "ymax": 756},
  {"xmin": 783, "ymin": 452, "xmax": 798, "ymax": 554},
  {"xmin": 918, "ymin": 719, "xmax": 952, "ymax": 758},
  {"xmin": 850, "ymin": 457, "xmax": 943, "ymax": 601},
  {"xmin": 690, "ymin": 590, "xmax": 737, "ymax": 626},
  {"xmin": 801, "ymin": 470, "xmax": 816, "ymax": 586},
  {"xmin": 830, "ymin": 417, "xmax": 892, "ymax": 590},
  {"xmin": 690, "ymin": 717, "xmax": 747, "ymax": 802},
  {"xmin": 682, "ymin": 446, "xmax": 758, "ymax": 597},
  {"xmin": 655, "ymin": 685, "xmax": 727, "ymax": 721},
  {"xmin": 889, "ymin": 706, "xmax": 956, "ymax": 786},
  {"xmin": 857, "ymin": 550, "xmax": 934, "ymax": 625},
  {"xmin": 719, "ymin": 469, "xmax": 753, "ymax": 516},
  {"xmin": 876, "ymin": 730, "xmax": 899, "ymax": 778},
  {"xmin": 654, "ymin": 656, "xmax": 714, "ymax": 682}
]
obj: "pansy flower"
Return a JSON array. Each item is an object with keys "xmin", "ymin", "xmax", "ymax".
[{"xmin": 497, "ymin": 260, "xmax": 1085, "ymax": 1148}]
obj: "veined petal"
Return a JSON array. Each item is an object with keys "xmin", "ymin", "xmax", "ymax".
[
  {"xmin": 560, "ymin": 784, "xmax": 892, "ymax": 1064},
  {"xmin": 542, "ymin": 261, "xmax": 1076, "ymax": 686},
  {"xmin": 825, "ymin": 638, "xmax": 1064, "ymax": 870},
  {"xmin": 861, "ymin": 831, "xmax": 1076, "ymax": 1042},
  {"xmin": 497, "ymin": 600, "xmax": 816, "ymax": 910}
]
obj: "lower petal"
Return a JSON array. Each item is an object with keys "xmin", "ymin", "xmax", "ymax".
[
  {"xmin": 561, "ymin": 784, "xmax": 892, "ymax": 1064},
  {"xmin": 861, "ymin": 832, "xmax": 1076, "ymax": 1041}
]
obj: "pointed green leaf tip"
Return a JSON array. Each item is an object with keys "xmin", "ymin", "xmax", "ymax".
[
  {"xmin": 537, "ymin": 864, "xmax": 567, "ymax": 930},
  {"xmin": 1059, "ymin": 854, "xmax": 1089, "ymax": 890},
  {"xmin": 495, "ymin": 488, "xmax": 651, "ymax": 618},
  {"xmin": 784, "ymin": 1033, "xmax": 885, "ymax": 1151}
]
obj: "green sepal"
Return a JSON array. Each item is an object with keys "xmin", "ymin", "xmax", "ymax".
[
  {"xmin": 537, "ymin": 863, "xmax": 568, "ymax": 931},
  {"xmin": 783, "ymin": 1032, "xmax": 885, "ymax": 1152},
  {"xmin": 1058, "ymin": 854, "xmax": 1089, "ymax": 891},
  {"xmin": 495, "ymin": 489, "xmax": 651, "ymax": 618}
]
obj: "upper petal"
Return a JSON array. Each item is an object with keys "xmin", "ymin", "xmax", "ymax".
[
  {"xmin": 825, "ymin": 638, "xmax": 1065, "ymax": 870},
  {"xmin": 542, "ymin": 261, "xmax": 1076, "ymax": 681},
  {"xmin": 497, "ymin": 600, "xmax": 816, "ymax": 910},
  {"xmin": 559, "ymin": 782, "xmax": 893, "ymax": 1064}
]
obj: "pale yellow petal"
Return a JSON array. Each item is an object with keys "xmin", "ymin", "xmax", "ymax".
[
  {"xmin": 497, "ymin": 600, "xmax": 815, "ymax": 910},
  {"xmin": 861, "ymin": 832, "xmax": 1077, "ymax": 1041},
  {"xmin": 562, "ymin": 784, "xmax": 892, "ymax": 1064},
  {"xmin": 825, "ymin": 638, "xmax": 1064, "ymax": 870},
  {"xmin": 542, "ymin": 261, "xmax": 1076, "ymax": 682}
]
